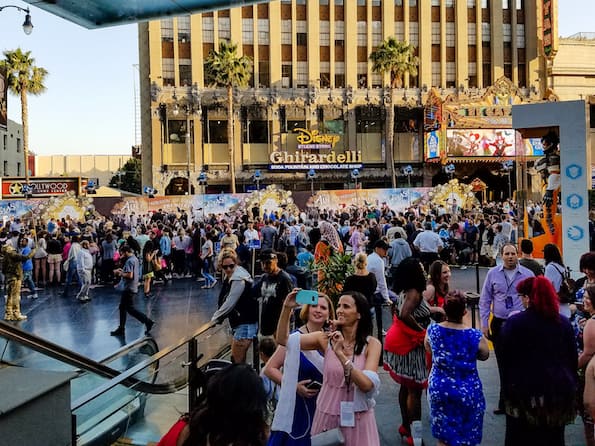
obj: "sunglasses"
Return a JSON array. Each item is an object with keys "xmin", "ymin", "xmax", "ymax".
[{"xmin": 222, "ymin": 264, "xmax": 236, "ymax": 270}]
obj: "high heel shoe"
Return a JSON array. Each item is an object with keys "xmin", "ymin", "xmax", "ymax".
[{"xmin": 398, "ymin": 425, "xmax": 410, "ymax": 438}]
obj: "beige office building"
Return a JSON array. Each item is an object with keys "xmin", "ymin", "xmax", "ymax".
[{"xmin": 139, "ymin": 0, "xmax": 548, "ymax": 195}]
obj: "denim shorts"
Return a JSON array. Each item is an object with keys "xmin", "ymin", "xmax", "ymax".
[{"xmin": 233, "ymin": 323, "xmax": 258, "ymax": 340}]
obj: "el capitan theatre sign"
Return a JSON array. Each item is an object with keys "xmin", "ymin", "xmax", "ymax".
[{"xmin": 1, "ymin": 177, "xmax": 81, "ymax": 199}]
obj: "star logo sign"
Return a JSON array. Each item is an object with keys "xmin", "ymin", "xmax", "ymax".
[
  {"xmin": 567, "ymin": 225, "xmax": 585, "ymax": 241},
  {"xmin": 566, "ymin": 164, "xmax": 582, "ymax": 179},
  {"xmin": 567, "ymin": 194, "xmax": 583, "ymax": 209},
  {"xmin": 8, "ymin": 182, "xmax": 23, "ymax": 195}
]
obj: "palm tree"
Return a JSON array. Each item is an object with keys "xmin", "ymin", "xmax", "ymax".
[
  {"xmin": 370, "ymin": 37, "xmax": 418, "ymax": 188},
  {"xmin": 1, "ymin": 48, "xmax": 48, "ymax": 183},
  {"xmin": 204, "ymin": 40, "xmax": 252, "ymax": 194}
]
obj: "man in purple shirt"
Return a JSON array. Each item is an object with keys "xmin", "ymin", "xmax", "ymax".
[{"xmin": 480, "ymin": 242, "xmax": 534, "ymax": 415}]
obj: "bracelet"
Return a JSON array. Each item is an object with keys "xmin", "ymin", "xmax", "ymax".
[{"xmin": 344, "ymin": 359, "xmax": 352, "ymax": 367}]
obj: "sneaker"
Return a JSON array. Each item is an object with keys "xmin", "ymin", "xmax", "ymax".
[
  {"xmin": 201, "ymin": 284, "xmax": 209, "ymax": 289},
  {"xmin": 196, "ymin": 277, "xmax": 206, "ymax": 282},
  {"xmin": 209, "ymin": 279, "xmax": 218, "ymax": 289},
  {"xmin": 144, "ymin": 293, "xmax": 153, "ymax": 299},
  {"xmin": 110, "ymin": 327, "xmax": 125, "ymax": 336},
  {"xmin": 31, "ymin": 294, "xmax": 38, "ymax": 299},
  {"xmin": 77, "ymin": 296, "xmax": 91, "ymax": 302},
  {"xmin": 460, "ymin": 265, "xmax": 468, "ymax": 270},
  {"xmin": 145, "ymin": 320, "xmax": 155, "ymax": 334}
]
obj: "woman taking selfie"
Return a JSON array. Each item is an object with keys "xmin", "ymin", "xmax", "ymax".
[
  {"xmin": 276, "ymin": 290, "xmax": 381, "ymax": 446},
  {"xmin": 264, "ymin": 292, "xmax": 335, "ymax": 446}
]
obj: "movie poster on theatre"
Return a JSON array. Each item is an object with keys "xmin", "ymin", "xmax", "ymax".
[{"xmin": 446, "ymin": 129, "xmax": 544, "ymax": 158}]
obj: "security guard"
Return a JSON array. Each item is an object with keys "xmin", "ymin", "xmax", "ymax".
[{"xmin": 2, "ymin": 243, "xmax": 35, "ymax": 321}]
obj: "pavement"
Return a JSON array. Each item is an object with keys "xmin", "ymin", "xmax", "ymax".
[{"xmin": 2, "ymin": 265, "xmax": 588, "ymax": 445}]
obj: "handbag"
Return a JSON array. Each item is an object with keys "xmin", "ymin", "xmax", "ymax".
[{"xmin": 310, "ymin": 428, "xmax": 345, "ymax": 446}]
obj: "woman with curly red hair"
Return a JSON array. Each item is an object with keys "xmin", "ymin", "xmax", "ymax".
[{"xmin": 499, "ymin": 276, "xmax": 577, "ymax": 446}]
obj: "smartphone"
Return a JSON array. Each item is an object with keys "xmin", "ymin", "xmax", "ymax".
[
  {"xmin": 306, "ymin": 380, "xmax": 322, "ymax": 390},
  {"xmin": 296, "ymin": 290, "xmax": 319, "ymax": 305}
]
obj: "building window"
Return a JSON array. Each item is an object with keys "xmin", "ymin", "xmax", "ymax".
[
  {"xmin": 445, "ymin": 0, "xmax": 454, "ymax": 6},
  {"xmin": 296, "ymin": 62, "xmax": 308, "ymax": 88},
  {"xmin": 3, "ymin": 161, "xmax": 7, "ymax": 176},
  {"xmin": 335, "ymin": 0, "xmax": 344, "ymax": 5},
  {"xmin": 16, "ymin": 138, "xmax": 21, "ymax": 152},
  {"xmin": 468, "ymin": 62, "xmax": 477, "ymax": 87},
  {"xmin": 244, "ymin": 120, "xmax": 269, "ymax": 144},
  {"xmin": 205, "ymin": 120, "xmax": 228, "ymax": 144},
  {"xmin": 335, "ymin": 62, "xmax": 345, "ymax": 88},
  {"xmin": 282, "ymin": 64, "xmax": 292, "ymax": 88},
  {"xmin": 395, "ymin": 0, "xmax": 403, "ymax": 5},
  {"xmin": 320, "ymin": 61, "xmax": 331, "ymax": 87},
  {"xmin": 202, "ymin": 17, "xmax": 214, "ymax": 43},
  {"xmin": 281, "ymin": 20, "xmax": 292, "ymax": 45},
  {"xmin": 446, "ymin": 22, "xmax": 455, "ymax": 47},
  {"xmin": 162, "ymin": 58, "xmax": 175, "ymax": 86},
  {"xmin": 320, "ymin": 21, "xmax": 330, "ymax": 46},
  {"xmin": 467, "ymin": 0, "xmax": 476, "ymax": 6},
  {"xmin": 482, "ymin": 63, "xmax": 491, "ymax": 87},
  {"xmin": 503, "ymin": 24, "xmax": 512, "ymax": 43},
  {"xmin": 296, "ymin": 20, "xmax": 307, "ymax": 46},
  {"xmin": 242, "ymin": 19, "xmax": 254, "ymax": 44},
  {"xmin": 371, "ymin": 72, "xmax": 382, "ymax": 88},
  {"xmin": 431, "ymin": 0, "xmax": 440, "ymax": 5},
  {"xmin": 258, "ymin": 19, "xmax": 269, "ymax": 45},
  {"xmin": 395, "ymin": 22, "xmax": 404, "ymax": 41},
  {"xmin": 481, "ymin": 22, "xmax": 490, "ymax": 42},
  {"xmin": 3, "ymin": 134, "xmax": 6, "ymax": 150},
  {"xmin": 372, "ymin": 21, "xmax": 382, "ymax": 46},
  {"xmin": 297, "ymin": 33, "xmax": 307, "ymax": 46},
  {"xmin": 335, "ymin": 21, "xmax": 344, "ymax": 41},
  {"xmin": 167, "ymin": 119, "xmax": 191, "ymax": 143},
  {"xmin": 357, "ymin": 62, "xmax": 367, "ymax": 88},
  {"xmin": 502, "ymin": 0, "xmax": 509, "ymax": 8},
  {"xmin": 258, "ymin": 61, "xmax": 270, "ymax": 87},
  {"xmin": 468, "ymin": 23, "xmax": 476, "ymax": 45},
  {"xmin": 481, "ymin": 0, "xmax": 488, "ymax": 8},
  {"xmin": 177, "ymin": 16, "xmax": 190, "ymax": 42},
  {"xmin": 218, "ymin": 17, "xmax": 231, "ymax": 40},
  {"xmin": 409, "ymin": 22, "xmax": 419, "ymax": 47},
  {"xmin": 17, "ymin": 162, "xmax": 21, "ymax": 176},
  {"xmin": 179, "ymin": 59, "xmax": 192, "ymax": 86},
  {"xmin": 357, "ymin": 22, "xmax": 367, "ymax": 46},
  {"xmin": 432, "ymin": 62, "xmax": 441, "ymax": 88},
  {"xmin": 431, "ymin": 22, "xmax": 440, "ymax": 45},
  {"xmin": 516, "ymin": 24, "xmax": 525, "ymax": 48},
  {"xmin": 161, "ymin": 18, "xmax": 174, "ymax": 42},
  {"xmin": 446, "ymin": 62, "xmax": 455, "ymax": 87},
  {"xmin": 516, "ymin": 0, "xmax": 523, "ymax": 9}
]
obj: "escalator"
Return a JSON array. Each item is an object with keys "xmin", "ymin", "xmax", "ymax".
[{"xmin": 0, "ymin": 319, "xmax": 231, "ymax": 445}]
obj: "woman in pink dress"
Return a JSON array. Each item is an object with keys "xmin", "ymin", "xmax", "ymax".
[{"xmin": 276, "ymin": 289, "xmax": 382, "ymax": 446}]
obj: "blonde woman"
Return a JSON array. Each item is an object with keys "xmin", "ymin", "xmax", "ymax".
[
  {"xmin": 343, "ymin": 252, "xmax": 377, "ymax": 307},
  {"xmin": 264, "ymin": 292, "xmax": 335, "ymax": 445},
  {"xmin": 211, "ymin": 249, "xmax": 257, "ymax": 363}
]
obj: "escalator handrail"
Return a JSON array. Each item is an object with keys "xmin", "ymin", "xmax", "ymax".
[
  {"xmin": 0, "ymin": 319, "xmax": 219, "ymax": 398},
  {"xmin": 71, "ymin": 320, "xmax": 220, "ymax": 411}
]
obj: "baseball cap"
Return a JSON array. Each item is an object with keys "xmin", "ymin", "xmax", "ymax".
[{"xmin": 374, "ymin": 240, "xmax": 390, "ymax": 250}]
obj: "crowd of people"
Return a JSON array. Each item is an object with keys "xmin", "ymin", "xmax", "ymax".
[{"xmin": 4, "ymin": 199, "xmax": 595, "ymax": 445}]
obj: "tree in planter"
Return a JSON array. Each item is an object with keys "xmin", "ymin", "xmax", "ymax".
[
  {"xmin": 109, "ymin": 158, "xmax": 141, "ymax": 194},
  {"xmin": 309, "ymin": 251, "xmax": 354, "ymax": 308}
]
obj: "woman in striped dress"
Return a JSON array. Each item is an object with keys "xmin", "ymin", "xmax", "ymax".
[{"xmin": 384, "ymin": 258, "xmax": 432, "ymax": 445}]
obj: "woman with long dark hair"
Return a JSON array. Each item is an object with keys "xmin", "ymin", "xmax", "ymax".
[
  {"xmin": 423, "ymin": 260, "xmax": 450, "ymax": 321},
  {"xmin": 500, "ymin": 276, "xmax": 577, "ymax": 445},
  {"xmin": 276, "ymin": 290, "xmax": 381, "ymax": 445},
  {"xmin": 384, "ymin": 257, "xmax": 432, "ymax": 445},
  {"xmin": 158, "ymin": 363, "xmax": 268, "ymax": 446}
]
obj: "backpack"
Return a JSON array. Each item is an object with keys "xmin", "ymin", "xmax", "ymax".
[{"xmin": 555, "ymin": 266, "xmax": 576, "ymax": 304}]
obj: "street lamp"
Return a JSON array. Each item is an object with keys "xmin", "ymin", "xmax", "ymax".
[
  {"xmin": 0, "ymin": 5, "xmax": 33, "ymax": 34},
  {"xmin": 307, "ymin": 169, "xmax": 317, "ymax": 196},
  {"xmin": 198, "ymin": 170, "xmax": 208, "ymax": 220},
  {"xmin": 172, "ymin": 85, "xmax": 202, "ymax": 196},
  {"xmin": 501, "ymin": 160, "xmax": 514, "ymax": 199},
  {"xmin": 351, "ymin": 168, "xmax": 361, "ymax": 207},
  {"xmin": 253, "ymin": 169, "xmax": 262, "ymax": 190},
  {"xmin": 401, "ymin": 164, "xmax": 413, "ymax": 188}
]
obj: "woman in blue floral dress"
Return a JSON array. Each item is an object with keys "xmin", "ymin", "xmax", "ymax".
[{"xmin": 425, "ymin": 291, "xmax": 489, "ymax": 446}]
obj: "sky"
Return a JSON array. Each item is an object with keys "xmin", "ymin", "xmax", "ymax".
[{"xmin": 1, "ymin": 0, "xmax": 594, "ymax": 156}]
